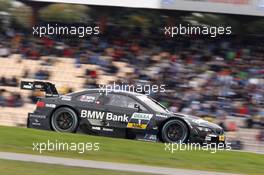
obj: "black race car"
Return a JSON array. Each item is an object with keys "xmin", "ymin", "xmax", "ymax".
[{"xmin": 21, "ymin": 81, "xmax": 225, "ymax": 144}]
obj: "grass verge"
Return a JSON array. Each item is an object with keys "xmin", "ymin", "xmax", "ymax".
[
  {"xmin": 0, "ymin": 159, "xmax": 150, "ymax": 175},
  {"xmin": 0, "ymin": 126, "xmax": 263, "ymax": 175}
]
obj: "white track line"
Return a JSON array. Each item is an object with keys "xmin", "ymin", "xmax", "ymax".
[{"xmin": 0, "ymin": 152, "xmax": 239, "ymax": 175}]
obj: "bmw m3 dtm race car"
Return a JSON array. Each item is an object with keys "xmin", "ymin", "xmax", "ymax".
[{"xmin": 21, "ymin": 81, "xmax": 225, "ymax": 144}]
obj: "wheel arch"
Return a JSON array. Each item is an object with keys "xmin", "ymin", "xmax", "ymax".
[
  {"xmin": 49, "ymin": 105, "xmax": 80, "ymax": 131},
  {"xmin": 158, "ymin": 117, "xmax": 190, "ymax": 142}
]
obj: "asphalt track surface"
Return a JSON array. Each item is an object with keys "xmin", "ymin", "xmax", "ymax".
[{"xmin": 0, "ymin": 152, "xmax": 239, "ymax": 175}]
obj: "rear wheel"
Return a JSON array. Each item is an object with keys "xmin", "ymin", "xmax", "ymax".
[
  {"xmin": 161, "ymin": 119, "xmax": 189, "ymax": 143},
  {"xmin": 51, "ymin": 107, "xmax": 78, "ymax": 133}
]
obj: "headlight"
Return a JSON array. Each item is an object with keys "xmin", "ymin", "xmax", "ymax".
[{"xmin": 197, "ymin": 126, "xmax": 213, "ymax": 132}]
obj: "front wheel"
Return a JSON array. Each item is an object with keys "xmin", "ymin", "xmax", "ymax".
[
  {"xmin": 51, "ymin": 107, "xmax": 78, "ymax": 133},
  {"xmin": 161, "ymin": 119, "xmax": 189, "ymax": 143}
]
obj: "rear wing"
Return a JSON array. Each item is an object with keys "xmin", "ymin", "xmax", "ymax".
[{"xmin": 20, "ymin": 81, "xmax": 59, "ymax": 97}]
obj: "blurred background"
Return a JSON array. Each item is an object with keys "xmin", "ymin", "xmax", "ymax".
[{"xmin": 0, "ymin": 0, "xmax": 263, "ymax": 153}]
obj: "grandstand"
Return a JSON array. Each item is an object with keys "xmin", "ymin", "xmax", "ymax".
[{"xmin": 0, "ymin": 54, "xmax": 134, "ymax": 126}]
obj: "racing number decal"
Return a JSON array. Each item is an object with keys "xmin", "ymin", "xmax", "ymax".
[{"xmin": 127, "ymin": 113, "xmax": 153, "ymax": 129}]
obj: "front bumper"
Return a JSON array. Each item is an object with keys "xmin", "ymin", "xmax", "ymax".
[
  {"xmin": 204, "ymin": 134, "xmax": 226, "ymax": 143},
  {"xmin": 189, "ymin": 126, "xmax": 226, "ymax": 144}
]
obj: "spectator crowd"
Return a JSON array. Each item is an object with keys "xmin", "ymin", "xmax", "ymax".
[{"xmin": 0, "ymin": 26, "xmax": 263, "ymax": 130}]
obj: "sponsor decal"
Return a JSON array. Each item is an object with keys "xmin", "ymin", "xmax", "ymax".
[
  {"xmin": 92, "ymin": 126, "xmax": 101, "ymax": 131},
  {"xmin": 80, "ymin": 110, "xmax": 129, "ymax": 122},
  {"xmin": 80, "ymin": 110, "xmax": 104, "ymax": 119},
  {"xmin": 102, "ymin": 128, "xmax": 113, "ymax": 132},
  {"xmin": 131, "ymin": 113, "xmax": 153, "ymax": 120},
  {"xmin": 61, "ymin": 96, "xmax": 72, "ymax": 101},
  {"xmin": 156, "ymin": 114, "xmax": 168, "ymax": 118},
  {"xmin": 127, "ymin": 123, "xmax": 147, "ymax": 129},
  {"xmin": 127, "ymin": 112, "xmax": 152, "ymax": 129},
  {"xmin": 219, "ymin": 135, "xmax": 225, "ymax": 141},
  {"xmin": 80, "ymin": 95, "xmax": 96, "ymax": 102},
  {"xmin": 29, "ymin": 114, "xmax": 46, "ymax": 119},
  {"xmin": 34, "ymin": 84, "xmax": 43, "ymax": 89},
  {"xmin": 45, "ymin": 104, "xmax": 56, "ymax": 108},
  {"xmin": 106, "ymin": 112, "xmax": 128, "ymax": 122},
  {"xmin": 22, "ymin": 83, "xmax": 33, "ymax": 89},
  {"xmin": 192, "ymin": 118, "xmax": 206, "ymax": 125},
  {"xmin": 144, "ymin": 134, "xmax": 157, "ymax": 141},
  {"xmin": 32, "ymin": 119, "xmax": 41, "ymax": 126},
  {"xmin": 205, "ymin": 136, "xmax": 211, "ymax": 141}
]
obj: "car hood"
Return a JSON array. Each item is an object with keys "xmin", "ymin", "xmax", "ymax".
[{"xmin": 171, "ymin": 113, "xmax": 223, "ymax": 131}]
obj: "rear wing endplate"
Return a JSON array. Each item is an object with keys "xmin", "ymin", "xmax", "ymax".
[{"xmin": 20, "ymin": 81, "xmax": 59, "ymax": 97}]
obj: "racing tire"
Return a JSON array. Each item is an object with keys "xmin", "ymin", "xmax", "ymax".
[
  {"xmin": 161, "ymin": 119, "xmax": 189, "ymax": 143},
  {"xmin": 51, "ymin": 107, "xmax": 78, "ymax": 133}
]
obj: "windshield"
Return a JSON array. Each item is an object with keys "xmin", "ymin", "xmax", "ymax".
[{"xmin": 137, "ymin": 95, "xmax": 170, "ymax": 114}]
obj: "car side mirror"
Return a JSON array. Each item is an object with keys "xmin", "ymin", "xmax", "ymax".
[{"xmin": 134, "ymin": 104, "xmax": 141, "ymax": 111}]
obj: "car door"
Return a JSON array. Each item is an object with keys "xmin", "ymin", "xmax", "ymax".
[
  {"xmin": 102, "ymin": 93, "xmax": 153, "ymax": 130},
  {"xmin": 75, "ymin": 91, "xmax": 106, "ymax": 127}
]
